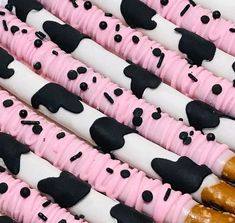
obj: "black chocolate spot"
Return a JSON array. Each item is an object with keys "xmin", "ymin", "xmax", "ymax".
[
  {"xmin": 31, "ymin": 83, "xmax": 84, "ymax": 114},
  {"xmin": 0, "ymin": 132, "xmax": 30, "ymax": 175},
  {"xmin": 0, "ymin": 47, "xmax": 15, "ymax": 79},
  {"xmin": 37, "ymin": 171, "xmax": 91, "ymax": 208},
  {"xmin": 124, "ymin": 64, "xmax": 162, "ymax": 98},
  {"xmin": 90, "ymin": 117, "xmax": 137, "ymax": 153},
  {"xmin": 7, "ymin": 0, "xmax": 43, "ymax": 22},
  {"xmin": 42, "ymin": 21, "xmax": 88, "ymax": 53},
  {"xmin": 110, "ymin": 203, "xmax": 153, "ymax": 223},
  {"xmin": 151, "ymin": 156, "xmax": 212, "ymax": 193},
  {"xmin": 186, "ymin": 100, "xmax": 235, "ymax": 131},
  {"xmin": 175, "ymin": 28, "xmax": 216, "ymax": 66},
  {"xmin": 120, "ymin": 0, "xmax": 157, "ymax": 30},
  {"xmin": 0, "ymin": 216, "xmax": 15, "ymax": 223}
]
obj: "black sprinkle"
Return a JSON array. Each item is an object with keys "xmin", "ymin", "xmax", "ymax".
[
  {"xmin": 32, "ymin": 124, "xmax": 43, "ymax": 135},
  {"xmin": 92, "ymin": 76, "xmax": 97, "ymax": 83},
  {"xmin": 160, "ymin": 0, "xmax": 169, "ymax": 6},
  {"xmin": 70, "ymin": 152, "xmax": 82, "ymax": 162},
  {"xmin": 0, "ymin": 183, "xmax": 8, "ymax": 194},
  {"xmin": 114, "ymin": 34, "xmax": 122, "ymax": 42},
  {"xmin": 157, "ymin": 53, "xmax": 165, "ymax": 68},
  {"xmin": 19, "ymin": 109, "xmax": 28, "ymax": 119},
  {"xmin": 2, "ymin": 20, "xmax": 8, "ymax": 31},
  {"xmin": 189, "ymin": 0, "xmax": 196, "ymax": 6},
  {"xmin": 201, "ymin": 15, "xmax": 210, "ymax": 24},
  {"xmin": 142, "ymin": 190, "xmax": 153, "ymax": 203},
  {"xmin": 152, "ymin": 48, "xmax": 161, "ymax": 57},
  {"xmin": 35, "ymin": 31, "xmax": 46, "ymax": 40},
  {"xmin": 84, "ymin": 1, "xmax": 92, "ymax": 10},
  {"xmin": 0, "ymin": 166, "xmax": 6, "ymax": 172},
  {"xmin": 179, "ymin": 118, "xmax": 183, "ymax": 121},
  {"xmin": 164, "ymin": 188, "xmax": 171, "ymax": 201},
  {"xmin": 20, "ymin": 187, "xmax": 31, "ymax": 198},
  {"xmin": 34, "ymin": 39, "xmax": 43, "ymax": 48},
  {"xmin": 99, "ymin": 21, "xmax": 108, "ymax": 30},
  {"xmin": 183, "ymin": 137, "xmax": 192, "ymax": 145},
  {"xmin": 120, "ymin": 170, "xmax": 130, "ymax": 178},
  {"xmin": 106, "ymin": 168, "xmax": 114, "ymax": 174},
  {"xmin": 188, "ymin": 73, "xmax": 198, "ymax": 82},
  {"xmin": 157, "ymin": 107, "xmax": 162, "ymax": 113},
  {"xmin": 233, "ymin": 80, "xmax": 235, "ymax": 87},
  {"xmin": 80, "ymin": 82, "xmax": 88, "ymax": 91},
  {"xmin": 105, "ymin": 12, "xmax": 112, "ymax": 17},
  {"xmin": 229, "ymin": 28, "xmax": 235, "ymax": 33},
  {"xmin": 179, "ymin": 131, "xmax": 188, "ymax": 140},
  {"xmin": 206, "ymin": 133, "xmax": 215, "ymax": 141},
  {"xmin": 132, "ymin": 35, "xmax": 140, "ymax": 44},
  {"xmin": 22, "ymin": 29, "xmax": 27, "ymax": 33},
  {"xmin": 0, "ymin": 11, "xmax": 5, "ymax": 16},
  {"xmin": 104, "ymin": 92, "xmax": 114, "ymax": 104},
  {"xmin": 212, "ymin": 10, "xmax": 221, "ymax": 19},
  {"xmin": 152, "ymin": 112, "xmax": 161, "ymax": 120},
  {"xmin": 21, "ymin": 120, "xmax": 40, "ymax": 125},
  {"xmin": 114, "ymin": 88, "xmax": 123, "ymax": 96},
  {"xmin": 212, "ymin": 84, "xmax": 222, "ymax": 95},
  {"xmin": 33, "ymin": 62, "xmax": 41, "ymax": 70},
  {"xmin": 77, "ymin": 67, "xmax": 87, "ymax": 74},
  {"xmin": 115, "ymin": 24, "xmax": 120, "ymax": 31},
  {"xmin": 133, "ymin": 108, "xmax": 143, "ymax": 116},
  {"xmin": 58, "ymin": 220, "xmax": 67, "ymax": 223},
  {"xmin": 70, "ymin": 0, "xmax": 78, "ymax": 8},
  {"xmin": 3, "ymin": 99, "xmax": 13, "ymax": 107},
  {"xmin": 189, "ymin": 131, "xmax": 194, "ymax": 136},
  {"xmin": 38, "ymin": 212, "xmax": 47, "ymax": 221},
  {"xmin": 67, "ymin": 70, "xmax": 78, "ymax": 80},
  {"xmin": 10, "ymin": 25, "xmax": 19, "ymax": 34},
  {"xmin": 56, "ymin": 132, "xmax": 65, "ymax": 139},
  {"xmin": 52, "ymin": 50, "xmax": 58, "ymax": 56},
  {"xmin": 132, "ymin": 116, "xmax": 143, "ymax": 127},
  {"xmin": 42, "ymin": 200, "xmax": 52, "ymax": 207},
  {"xmin": 180, "ymin": 4, "xmax": 190, "ymax": 16}
]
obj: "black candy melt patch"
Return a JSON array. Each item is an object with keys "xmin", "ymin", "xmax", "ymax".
[
  {"xmin": 186, "ymin": 100, "xmax": 235, "ymax": 131},
  {"xmin": 0, "ymin": 47, "xmax": 15, "ymax": 79},
  {"xmin": 151, "ymin": 156, "xmax": 212, "ymax": 194},
  {"xmin": 110, "ymin": 203, "xmax": 153, "ymax": 223},
  {"xmin": 7, "ymin": 0, "xmax": 43, "ymax": 22},
  {"xmin": 175, "ymin": 28, "xmax": 216, "ymax": 66},
  {"xmin": 0, "ymin": 216, "xmax": 15, "ymax": 223},
  {"xmin": 31, "ymin": 83, "xmax": 84, "ymax": 114},
  {"xmin": 124, "ymin": 64, "xmax": 162, "ymax": 98},
  {"xmin": 0, "ymin": 132, "xmax": 30, "ymax": 175},
  {"xmin": 120, "ymin": 0, "xmax": 157, "ymax": 30},
  {"xmin": 42, "ymin": 21, "xmax": 88, "ymax": 53},
  {"xmin": 38, "ymin": 171, "xmax": 91, "ymax": 208},
  {"xmin": 90, "ymin": 117, "xmax": 137, "ymax": 153}
]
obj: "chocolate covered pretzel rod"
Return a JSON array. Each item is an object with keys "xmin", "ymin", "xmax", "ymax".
[
  {"xmin": 0, "ymin": 167, "xmax": 85, "ymax": 223},
  {"xmin": 35, "ymin": 0, "xmax": 235, "ymax": 118},
  {"xmin": 193, "ymin": 0, "xmax": 235, "ymax": 23},
  {"xmin": 80, "ymin": 0, "xmax": 235, "ymax": 82},
  {"xmin": 1, "ymin": 89, "xmax": 235, "ymax": 217},
  {"xmin": 140, "ymin": 0, "xmax": 235, "ymax": 57},
  {"xmin": 0, "ymin": 11, "xmax": 234, "ymax": 182},
  {"xmin": 3, "ymin": 2, "xmax": 235, "ymax": 150},
  {"xmin": 0, "ymin": 133, "xmax": 155, "ymax": 223}
]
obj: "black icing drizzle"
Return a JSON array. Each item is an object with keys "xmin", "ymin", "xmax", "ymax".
[
  {"xmin": 110, "ymin": 203, "xmax": 153, "ymax": 223},
  {"xmin": 0, "ymin": 47, "xmax": 15, "ymax": 79},
  {"xmin": 42, "ymin": 21, "xmax": 88, "ymax": 53},
  {"xmin": 37, "ymin": 171, "xmax": 91, "ymax": 208},
  {"xmin": 186, "ymin": 100, "xmax": 235, "ymax": 131},
  {"xmin": 175, "ymin": 28, "xmax": 216, "ymax": 66},
  {"xmin": 0, "ymin": 132, "xmax": 30, "ymax": 175},
  {"xmin": 31, "ymin": 83, "xmax": 84, "ymax": 114},
  {"xmin": 7, "ymin": 0, "xmax": 43, "ymax": 22},
  {"xmin": 120, "ymin": 0, "xmax": 157, "ymax": 29},
  {"xmin": 90, "ymin": 117, "xmax": 137, "ymax": 153},
  {"xmin": 0, "ymin": 216, "xmax": 15, "ymax": 223},
  {"xmin": 123, "ymin": 64, "xmax": 162, "ymax": 98},
  {"xmin": 151, "ymin": 156, "xmax": 212, "ymax": 193}
]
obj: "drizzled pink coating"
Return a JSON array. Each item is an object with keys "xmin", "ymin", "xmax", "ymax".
[
  {"xmin": 0, "ymin": 90, "xmax": 194, "ymax": 223},
  {"xmin": 141, "ymin": 0, "xmax": 235, "ymax": 57},
  {"xmin": 0, "ymin": 170, "xmax": 84, "ymax": 223},
  {"xmin": 0, "ymin": 9, "xmax": 232, "ymax": 175},
  {"xmin": 37, "ymin": 0, "xmax": 235, "ymax": 118}
]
